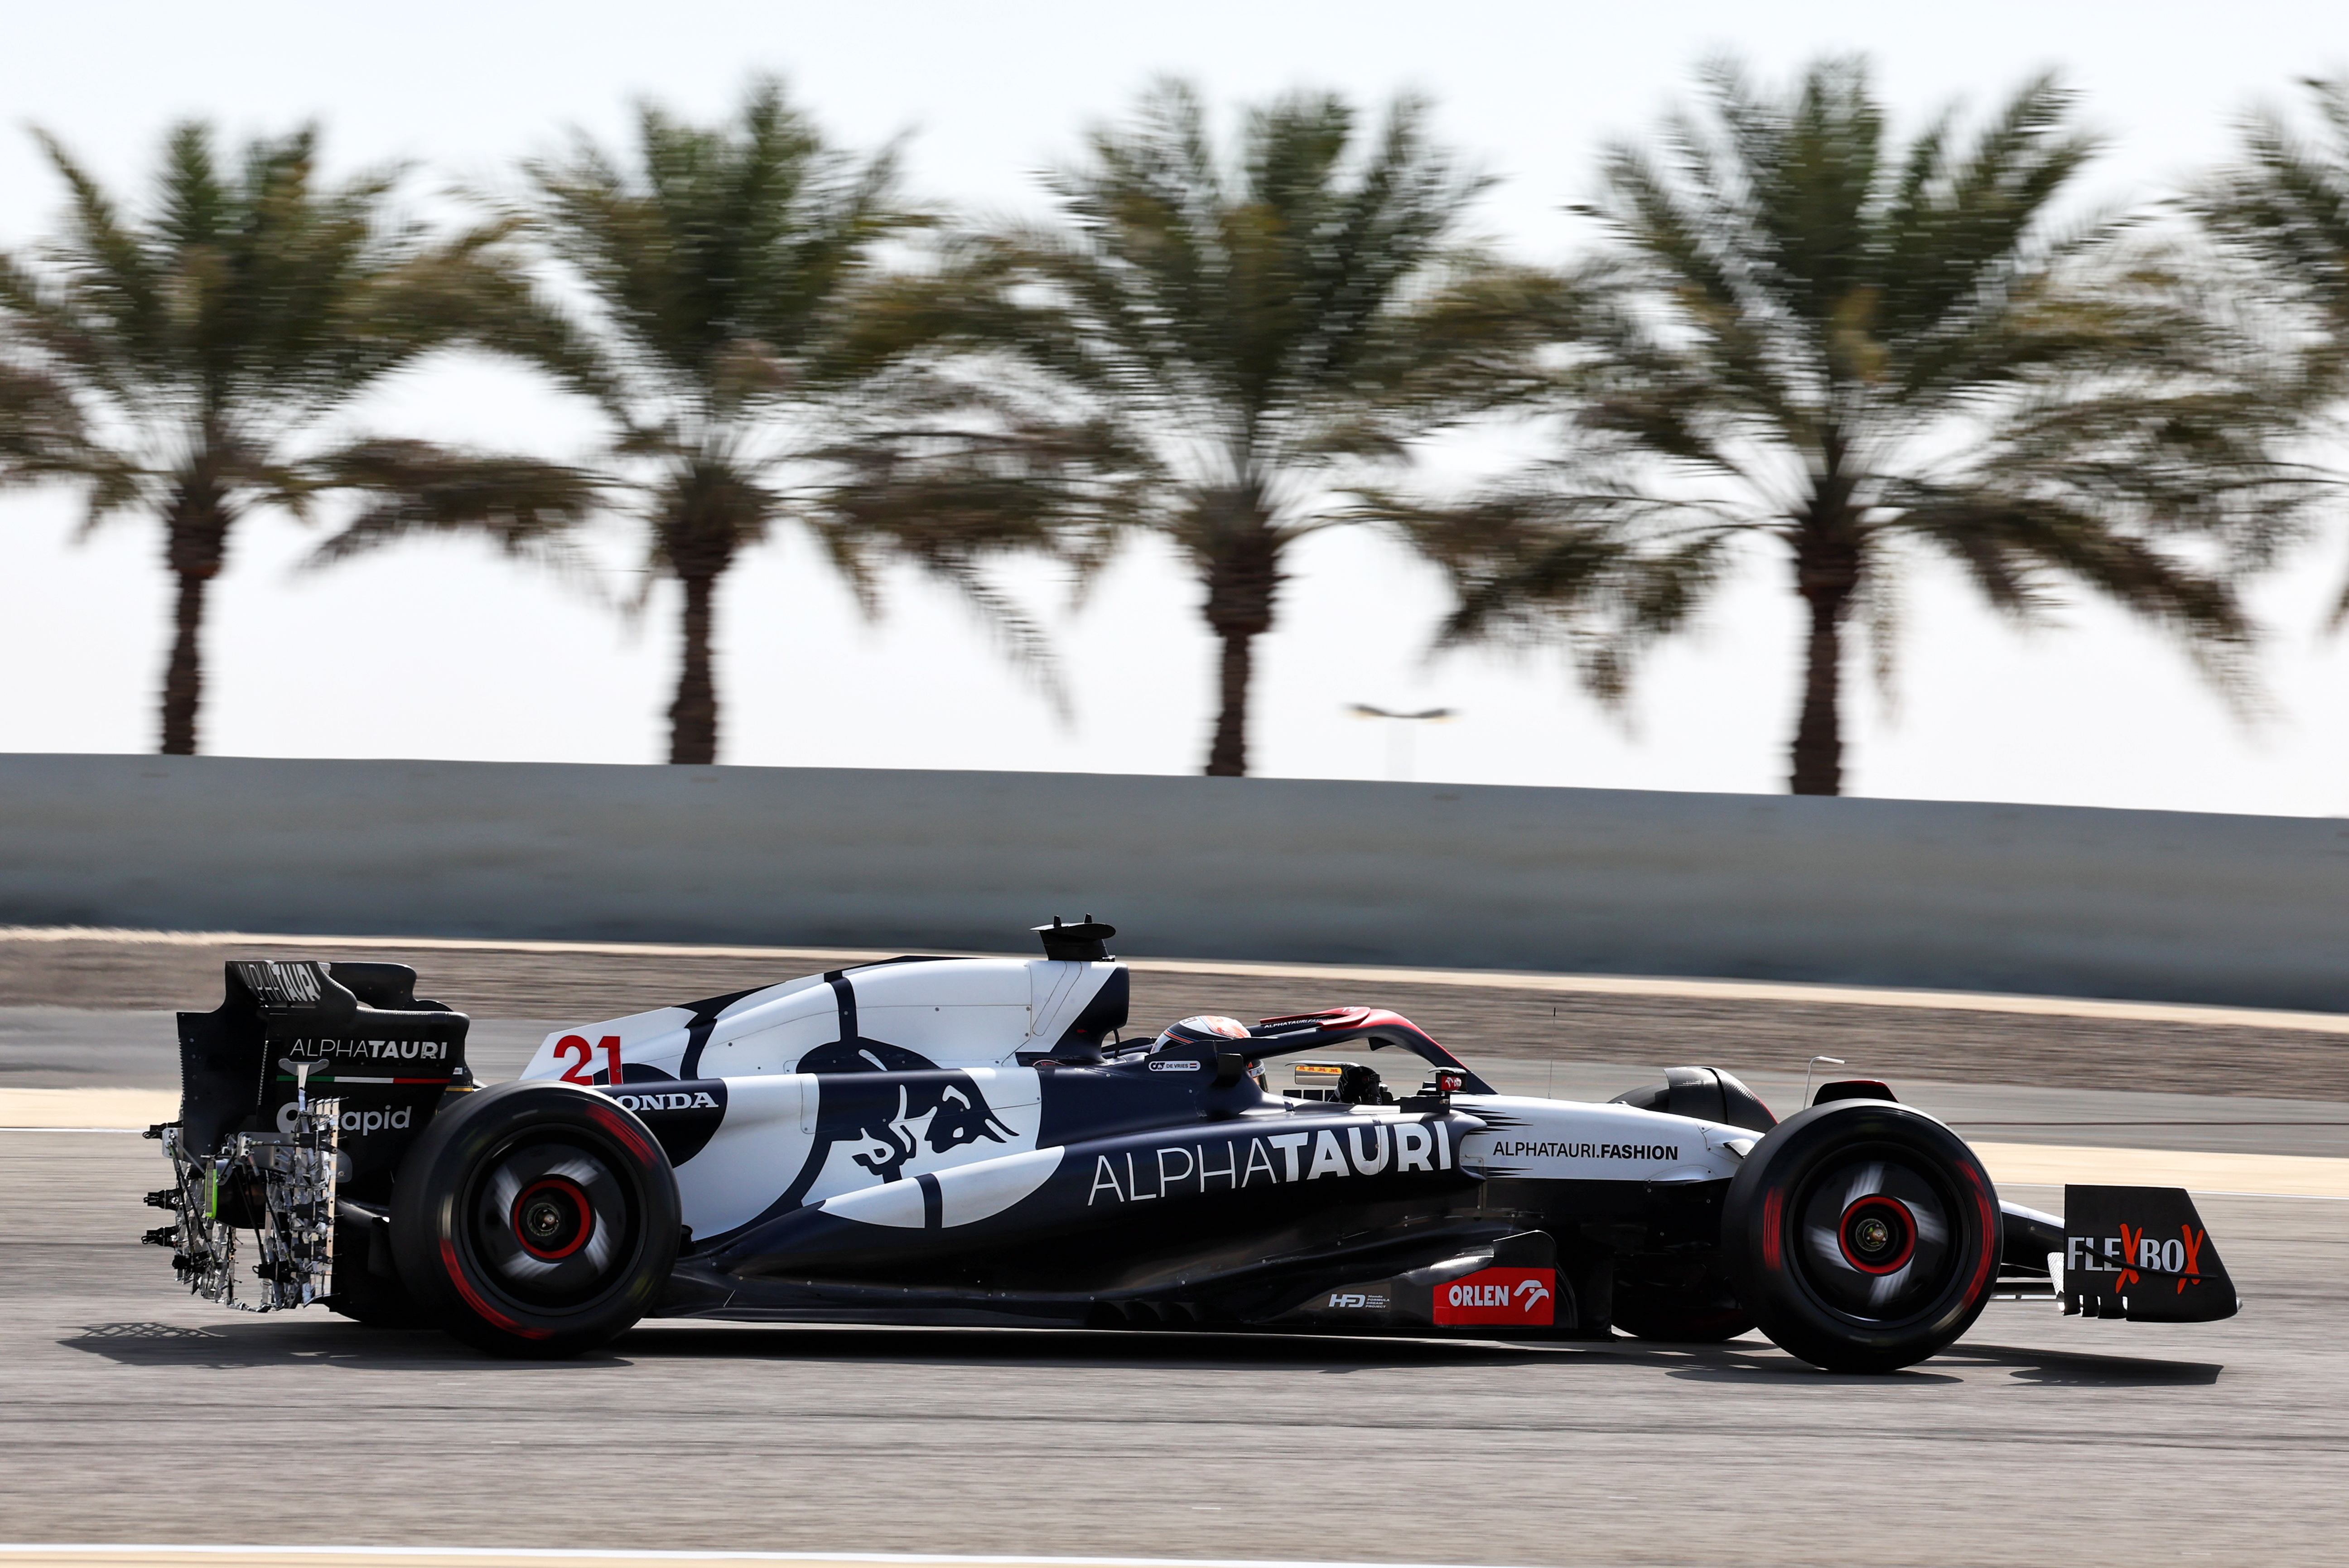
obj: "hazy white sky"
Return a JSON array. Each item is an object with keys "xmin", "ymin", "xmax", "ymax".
[{"xmin": 3, "ymin": 1, "xmax": 2347, "ymax": 814}]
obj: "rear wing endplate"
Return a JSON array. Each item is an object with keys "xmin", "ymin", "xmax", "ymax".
[
  {"xmin": 2061, "ymin": 1184, "xmax": 2239, "ymax": 1322},
  {"xmin": 176, "ymin": 960, "xmax": 469, "ymax": 1179}
]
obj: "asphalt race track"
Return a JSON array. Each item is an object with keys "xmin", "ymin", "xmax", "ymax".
[{"xmin": 4, "ymin": 938, "xmax": 2346, "ymax": 1566}]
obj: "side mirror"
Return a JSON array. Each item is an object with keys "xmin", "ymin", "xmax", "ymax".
[{"xmin": 1213, "ymin": 1051, "xmax": 1248, "ymax": 1088}]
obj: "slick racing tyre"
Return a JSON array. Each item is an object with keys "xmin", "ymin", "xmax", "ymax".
[
  {"xmin": 390, "ymin": 1081, "xmax": 680, "ymax": 1358},
  {"xmin": 1723, "ymin": 1100, "xmax": 2000, "ymax": 1374}
]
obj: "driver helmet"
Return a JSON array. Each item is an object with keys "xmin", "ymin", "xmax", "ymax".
[{"xmin": 1151, "ymin": 1015, "xmax": 1251, "ymax": 1052}]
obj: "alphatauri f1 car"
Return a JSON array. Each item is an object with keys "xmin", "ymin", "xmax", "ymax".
[{"xmin": 145, "ymin": 919, "xmax": 2239, "ymax": 1372}]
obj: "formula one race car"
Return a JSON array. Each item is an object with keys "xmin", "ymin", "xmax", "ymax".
[{"xmin": 143, "ymin": 919, "xmax": 2239, "ymax": 1372}]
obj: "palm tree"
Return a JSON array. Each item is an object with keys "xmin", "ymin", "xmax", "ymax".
[
  {"xmin": 0, "ymin": 122, "xmax": 556, "ymax": 754},
  {"xmin": 2189, "ymin": 75, "xmax": 2349, "ymax": 612},
  {"xmin": 910, "ymin": 81, "xmax": 1555, "ymax": 775},
  {"xmin": 322, "ymin": 80, "xmax": 1061, "ymax": 766},
  {"xmin": 1408, "ymin": 58, "xmax": 2316, "ymax": 795}
]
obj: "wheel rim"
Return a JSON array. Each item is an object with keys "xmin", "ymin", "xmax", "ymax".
[
  {"xmin": 1791, "ymin": 1149, "xmax": 1957, "ymax": 1322},
  {"xmin": 513, "ymin": 1176, "xmax": 594, "ymax": 1260},
  {"xmin": 467, "ymin": 1137, "xmax": 637, "ymax": 1308},
  {"xmin": 1837, "ymin": 1194, "xmax": 1918, "ymax": 1275}
]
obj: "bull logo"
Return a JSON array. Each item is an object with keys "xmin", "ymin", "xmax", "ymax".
[{"xmin": 779, "ymin": 1040, "xmax": 1018, "ymax": 1210}]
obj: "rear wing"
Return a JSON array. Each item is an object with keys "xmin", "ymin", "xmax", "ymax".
[
  {"xmin": 2060, "ymin": 1184, "xmax": 2239, "ymax": 1322},
  {"xmin": 176, "ymin": 960, "xmax": 470, "ymax": 1180}
]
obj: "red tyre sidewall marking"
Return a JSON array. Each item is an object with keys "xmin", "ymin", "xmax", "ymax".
[
  {"xmin": 439, "ymin": 1235, "xmax": 546, "ymax": 1339},
  {"xmin": 1959, "ymin": 1163, "xmax": 1999, "ymax": 1302},
  {"xmin": 588, "ymin": 1105, "xmax": 656, "ymax": 1166}
]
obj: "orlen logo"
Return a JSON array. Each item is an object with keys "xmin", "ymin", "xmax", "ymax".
[{"xmin": 1432, "ymin": 1266, "xmax": 1556, "ymax": 1326}]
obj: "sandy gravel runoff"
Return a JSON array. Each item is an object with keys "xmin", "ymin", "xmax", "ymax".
[{"xmin": 10, "ymin": 927, "xmax": 2349, "ymax": 1099}]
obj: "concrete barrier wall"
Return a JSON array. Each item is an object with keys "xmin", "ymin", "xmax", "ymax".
[{"xmin": 2, "ymin": 752, "xmax": 2345, "ymax": 1010}]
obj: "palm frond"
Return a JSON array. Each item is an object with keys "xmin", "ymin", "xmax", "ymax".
[
  {"xmin": 1384, "ymin": 488, "xmax": 1735, "ymax": 705},
  {"xmin": 3, "ymin": 116, "xmax": 532, "ymax": 509},
  {"xmin": 960, "ymin": 79, "xmax": 1527, "ymax": 548},
  {"xmin": 304, "ymin": 439, "xmax": 604, "ymax": 575},
  {"xmin": 0, "ymin": 357, "xmax": 98, "ymax": 483},
  {"xmin": 2194, "ymin": 78, "xmax": 2349, "ymax": 299},
  {"xmin": 519, "ymin": 75, "xmax": 925, "ymax": 410}
]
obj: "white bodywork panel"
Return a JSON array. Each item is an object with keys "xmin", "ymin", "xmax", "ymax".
[
  {"xmin": 632, "ymin": 1066, "xmax": 1045, "ymax": 1239},
  {"xmin": 651, "ymin": 1072, "xmax": 803, "ymax": 1237},
  {"xmin": 1454, "ymin": 1095, "xmax": 1747, "ymax": 1184},
  {"xmin": 821, "ymin": 1145, "xmax": 1068, "ymax": 1230},
  {"xmin": 698, "ymin": 1005, "xmax": 840, "ymax": 1077},
  {"xmin": 517, "ymin": 957, "xmax": 1114, "ymax": 1240},
  {"xmin": 513, "ymin": 959, "xmax": 1746, "ymax": 1243},
  {"xmin": 519, "ymin": 957, "xmax": 1124, "ymax": 1082}
]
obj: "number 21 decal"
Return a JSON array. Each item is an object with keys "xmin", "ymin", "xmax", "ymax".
[{"xmin": 554, "ymin": 1034, "xmax": 625, "ymax": 1086}]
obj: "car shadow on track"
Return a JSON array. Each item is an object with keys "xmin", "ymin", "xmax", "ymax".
[
  {"xmin": 1936, "ymin": 1341, "xmax": 2225, "ymax": 1386},
  {"xmin": 57, "ymin": 1318, "xmax": 1575, "ymax": 1373},
  {"xmin": 631, "ymin": 1322, "xmax": 1590, "ymax": 1372},
  {"xmin": 58, "ymin": 1320, "xmax": 2224, "ymax": 1386},
  {"xmin": 59, "ymin": 1320, "xmax": 605, "ymax": 1371},
  {"xmin": 1622, "ymin": 1336, "xmax": 2219, "ymax": 1387}
]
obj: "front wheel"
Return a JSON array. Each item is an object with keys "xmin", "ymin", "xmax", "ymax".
[
  {"xmin": 1723, "ymin": 1100, "xmax": 2000, "ymax": 1373},
  {"xmin": 390, "ymin": 1081, "xmax": 680, "ymax": 1357}
]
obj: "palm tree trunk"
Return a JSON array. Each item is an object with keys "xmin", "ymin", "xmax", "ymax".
[
  {"xmin": 1200, "ymin": 517, "xmax": 1280, "ymax": 777},
  {"xmin": 159, "ymin": 482, "xmax": 229, "ymax": 757},
  {"xmin": 160, "ymin": 569, "xmax": 208, "ymax": 756},
  {"xmin": 668, "ymin": 572, "xmax": 720, "ymax": 765},
  {"xmin": 1208, "ymin": 628, "xmax": 1256, "ymax": 777},
  {"xmin": 1789, "ymin": 535, "xmax": 1860, "ymax": 796}
]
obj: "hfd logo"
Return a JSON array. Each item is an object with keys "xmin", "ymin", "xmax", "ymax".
[{"xmin": 1433, "ymin": 1266, "xmax": 1556, "ymax": 1326}]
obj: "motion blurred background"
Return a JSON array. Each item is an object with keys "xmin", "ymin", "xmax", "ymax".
[{"xmin": 2, "ymin": 0, "xmax": 2345, "ymax": 812}]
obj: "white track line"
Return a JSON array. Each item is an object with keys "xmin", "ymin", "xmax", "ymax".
[
  {"xmin": 1971, "ymin": 1140, "xmax": 2349, "ymax": 1199},
  {"xmin": 0, "ymin": 1089, "xmax": 176, "ymax": 1128},
  {"xmin": 5, "ymin": 926, "xmax": 2344, "ymax": 1034},
  {"xmin": 0, "ymin": 1551, "xmax": 1525, "ymax": 1568}
]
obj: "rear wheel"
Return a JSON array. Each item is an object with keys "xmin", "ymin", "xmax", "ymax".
[
  {"xmin": 389, "ymin": 1081, "xmax": 679, "ymax": 1357},
  {"xmin": 1724, "ymin": 1100, "xmax": 2000, "ymax": 1373}
]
